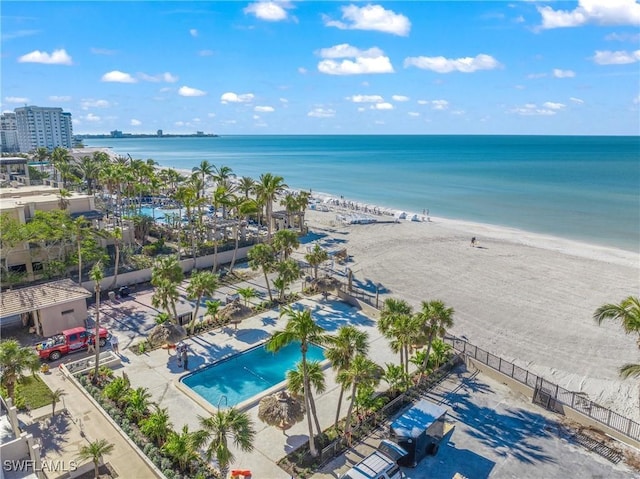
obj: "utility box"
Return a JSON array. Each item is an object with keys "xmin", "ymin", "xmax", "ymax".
[{"xmin": 389, "ymin": 399, "xmax": 448, "ymax": 467}]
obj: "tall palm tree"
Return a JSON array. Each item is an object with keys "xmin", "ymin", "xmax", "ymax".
[
  {"xmin": 272, "ymin": 229, "xmax": 299, "ymax": 260},
  {"xmin": 415, "ymin": 300, "xmax": 454, "ymax": 375},
  {"xmin": 594, "ymin": 296, "xmax": 640, "ymax": 378},
  {"xmin": 186, "ymin": 270, "xmax": 219, "ymax": 335},
  {"xmin": 337, "ymin": 354, "xmax": 383, "ymax": 439},
  {"xmin": 325, "ymin": 326, "xmax": 369, "ymax": 430},
  {"xmin": 274, "ymin": 258, "xmax": 301, "ymax": 302},
  {"xmin": 140, "ymin": 407, "xmax": 173, "ymax": 446},
  {"xmin": 33, "ymin": 146, "xmax": 49, "ymax": 173},
  {"xmin": 210, "ymin": 184, "xmax": 230, "ymax": 272},
  {"xmin": 197, "ymin": 408, "xmax": 255, "ymax": 479},
  {"xmin": 124, "ymin": 386, "xmax": 153, "ymax": 422},
  {"xmin": 89, "ymin": 263, "xmax": 104, "ymax": 384},
  {"xmin": 287, "ymin": 360, "xmax": 326, "ymax": 437},
  {"xmin": 49, "ymin": 387, "xmax": 67, "ymax": 417},
  {"xmin": 266, "ymin": 306, "xmax": 330, "ymax": 457},
  {"xmin": 237, "ymin": 286, "xmax": 258, "ymax": 307},
  {"xmin": 151, "ymin": 255, "xmax": 184, "ymax": 285},
  {"xmin": 296, "ymin": 191, "xmax": 311, "ymax": 234},
  {"xmin": 192, "ymin": 160, "xmax": 215, "ymax": 191},
  {"xmin": 76, "ymin": 439, "xmax": 114, "ymax": 479},
  {"xmin": 108, "ymin": 227, "xmax": 123, "ymax": 290},
  {"xmin": 0, "ymin": 340, "xmax": 40, "ymax": 401},
  {"xmin": 151, "ymin": 278, "xmax": 180, "ymax": 322},
  {"xmin": 162, "ymin": 424, "xmax": 202, "ymax": 472},
  {"xmin": 305, "ymin": 244, "xmax": 329, "ymax": 280},
  {"xmin": 77, "ymin": 155, "xmax": 102, "ymax": 194},
  {"xmin": 378, "ymin": 298, "xmax": 415, "ymax": 374},
  {"xmin": 237, "ymin": 176, "xmax": 255, "ymax": 198},
  {"xmin": 247, "ymin": 243, "xmax": 276, "ymax": 303},
  {"xmin": 255, "ymin": 173, "xmax": 288, "ymax": 240}
]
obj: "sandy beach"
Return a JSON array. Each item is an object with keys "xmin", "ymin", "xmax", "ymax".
[{"xmin": 303, "ymin": 206, "xmax": 640, "ymax": 421}]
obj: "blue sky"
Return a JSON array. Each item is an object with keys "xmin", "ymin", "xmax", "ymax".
[{"xmin": 2, "ymin": 1, "xmax": 639, "ymax": 135}]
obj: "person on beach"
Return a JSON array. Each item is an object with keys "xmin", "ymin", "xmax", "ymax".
[
  {"xmin": 181, "ymin": 348, "xmax": 189, "ymax": 370},
  {"xmin": 110, "ymin": 334, "xmax": 119, "ymax": 355},
  {"xmin": 471, "ymin": 237, "xmax": 477, "ymax": 247}
]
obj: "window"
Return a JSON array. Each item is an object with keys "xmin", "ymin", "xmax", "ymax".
[{"xmin": 67, "ymin": 333, "xmax": 78, "ymax": 342}]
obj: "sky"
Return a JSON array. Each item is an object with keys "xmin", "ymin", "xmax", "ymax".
[{"xmin": 2, "ymin": 1, "xmax": 639, "ymax": 135}]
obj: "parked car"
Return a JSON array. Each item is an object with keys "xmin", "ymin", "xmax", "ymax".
[{"xmin": 35, "ymin": 326, "xmax": 110, "ymax": 361}]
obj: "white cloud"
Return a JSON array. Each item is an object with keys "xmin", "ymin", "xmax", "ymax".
[
  {"xmin": 49, "ymin": 95, "xmax": 71, "ymax": 102},
  {"xmin": 253, "ymin": 115, "xmax": 261, "ymax": 120},
  {"xmin": 307, "ymin": 107, "xmax": 335, "ymax": 118},
  {"xmin": 605, "ymin": 32, "xmax": 640, "ymax": 42},
  {"xmin": 357, "ymin": 107, "xmax": 366, "ymax": 112},
  {"xmin": 346, "ymin": 95, "xmax": 384, "ymax": 103},
  {"xmin": 408, "ymin": 112, "xmax": 420, "ymax": 117},
  {"xmin": 199, "ymin": 50, "xmax": 214, "ymax": 57},
  {"xmin": 190, "ymin": 29, "xmax": 198, "ymax": 37},
  {"xmin": 514, "ymin": 85, "xmax": 526, "ymax": 90},
  {"xmin": 207, "ymin": 112, "xmax": 216, "ymax": 118},
  {"xmin": 570, "ymin": 97, "xmax": 585, "ymax": 104},
  {"xmin": 323, "ymin": 4, "xmax": 411, "ymax": 36},
  {"xmin": 255, "ymin": 105, "xmax": 275, "ymax": 112},
  {"xmin": 542, "ymin": 101, "xmax": 566, "ymax": 110},
  {"xmin": 279, "ymin": 97, "xmax": 288, "ymax": 103},
  {"xmin": 417, "ymin": 100, "xmax": 429, "ymax": 105},
  {"xmin": 80, "ymin": 99, "xmax": 110, "ymax": 109},
  {"xmin": 5, "ymin": 96, "xmax": 29, "ymax": 104},
  {"xmin": 510, "ymin": 103, "xmax": 559, "ymax": 116},
  {"xmin": 101, "ymin": 70, "xmax": 137, "ymax": 83},
  {"xmin": 298, "ymin": 67, "xmax": 308, "ymax": 74},
  {"xmin": 85, "ymin": 113, "xmax": 101, "ymax": 122},
  {"xmin": 316, "ymin": 44, "xmax": 383, "ymax": 59},
  {"xmin": 592, "ymin": 49, "xmax": 640, "ymax": 64},
  {"xmin": 527, "ymin": 72, "xmax": 548, "ymax": 79},
  {"xmin": 371, "ymin": 102, "xmax": 394, "ymax": 110},
  {"xmin": 178, "ymin": 86, "xmax": 207, "ymax": 97},
  {"xmin": 18, "ymin": 48, "xmax": 72, "ymax": 65},
  {"xmin": 318, "ymin": 53, "xmax": 394, "ymax": 76},
  {"xmin": 220, "ymin": 92, "xmax": 255, "ymax": 103},
  {"xmin": 392, "ymin": 95, "xmax": 409, "ymax": 102},
  {"xmin": 537, "ymin": 0, "xmax": 640, "ymax": 29},
  {"xmin": 553, "ymin": 68, "xmax": 576, "ymax": 78},
  {"xmin": 404, "ymin": 54, "xmax": 500, "ymax": 73},
  {"xmin": 244, "ymin": 1, "xmax": 291, "ymax": 22},
  {"xmin": 130, "ymin": 119, "xmax": 142, "ymax": 126},
  {"xmin": 431, "ymin": 100, "xmax": 450, "ymax": 110},
  {"xmin": 139, "ymin": 72, "xmax": 179, "ymax": 83}
]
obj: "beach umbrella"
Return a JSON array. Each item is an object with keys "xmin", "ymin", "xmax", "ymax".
[
  {"xmin": 258, "ymin": 390, "xmax": 305, "ymax": 433},
  {"xmin": 219, "ymin": 299, "xmax": 253, "ymax": 330},
  {"xmin": 148, "ymin": 322, "xmax": 187, "ymax": 348}
]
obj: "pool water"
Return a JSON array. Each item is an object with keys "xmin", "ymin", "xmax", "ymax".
[
  {"xmin": 181, "ymin": 341, "xmax": 325, "ymax": 408},
  {"xmin": 139, "ymin": 206, "xmax": 181, "ymax": 223}
]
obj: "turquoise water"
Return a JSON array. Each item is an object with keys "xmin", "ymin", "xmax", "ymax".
[
  {"xmin": 84, "ymin": 136, "xmax": 640, "ymax": 251},
  {"xmin": 138, "ymin": 206, "xmax": 180, "ymax": 224},
  {"xmin": 181, "ymin": 341, "xmax": 325, "ymax": 408}
]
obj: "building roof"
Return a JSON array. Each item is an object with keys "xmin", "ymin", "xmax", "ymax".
[
  {"xmin": 0, "ymin": 279, "xmax": 91, "ymax": 318},
  {"xmin": 390, "ymin": 399, "xmax": 447, "ymax": 439}
]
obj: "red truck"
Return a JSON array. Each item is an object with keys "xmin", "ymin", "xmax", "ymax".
[{"xmin": 36, "ymin": 326, "xmax": 110, "ymax": 361}]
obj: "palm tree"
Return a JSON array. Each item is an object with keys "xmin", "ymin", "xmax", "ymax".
[
  {"xmin": 594, "ymin": 296, "xmax": 640, "ymax": 378},
  {"xmin": 186, "ymin": 270, "xmax": 219, "ymax": 335},
  {"xmin": 296, "ymin": 191, "xmax": 311, "ymax": 234},
  {"xmin": 415, "ymin": 300, "xmax": 455, "ymax": 375},
  {"xmin": 325, "ymin": 326, "xmax": 369, "ymax": 430},
  {"xmin": 382, "ymin": 363, "xmax": 410, "ymax": 396},
  {"xmin": 192, "ymin": 160, "xmax": 215, "ymax": 192},
  {"xmin": 378, "ymin": 298, "xmax": 415, "ymax": 374},
  {"xmin": 89, "ymin": 263, "xmax": 104, "ymax": 384},
  {"xmin": 33, "ymin": 146, "xmax": 49, "ymax": 173},
  {"xmin": 124, "ymin": 386, "xmax": 153, "ymax": 422},
  {"xmin": 274, "ymin": 258, "xmax": 301, "ymax": 302},
  {"xmin": 287, "ymin": 360, "xmax": 326, "ymax": 437},
  {"xmin": 140, "ymin": 407, "xmax": 173, "ymax": 446},
  {"xmin": 49, "ymin": 387, "xmax": 67, "ymax": 417},
  {"xmin": 162, "ymin": 424, "xmax": 202, "ymax": 472},
  {"xmin": 237, "ymin": 287, "xmax": 258, "ymax": 307},
  {"xmin": 197, "ymin": 408, "xmax": 255, "ymax": 479},
  {"xmin": 210, "ymin": 184, "xmax": 230, "ymax": 271},
  {"xmin": 108, "ymin": 227, "xmax": 123, "ymax": 290},
  {"xmin": 205, "ymin": 299, "xmax": 222, "ymax": 325},
  {"xmin": 430, "ymin": 338, "xmax": 453, "ymax": 368},
  {"xmin": 272, "ymin": 229, "xmax": 300, "ymax": 260},
  {"xmin": 305, "ymin": 244, "xmax": 329, "ymax": 280},
  {"xmin": 102, "ymin": 376, "xmax": 130, "ymax": 407},
  {"xmin": 0, "ymin": 340, "xmax": 40, "ymax": 401},
  {"xmin": 152, "ymin": 255, "xmax": 184, "ymax": 286},
  {"xmin": 237, "ymin": 176, "xmax": 255, "ymax": 198},
  {"xmin": 76, "ymin": 439, "xmax": 114, "ymax": 479},
  {"xmin": 266, "ymin": 306, "xmax": 330, "ymax": 457},
  {"xmin": 247, "ymin": 243, "xmax": 276, "ymax": 303},
  {"xmin": 151, "ymin": 278, "xmax": 180, "ymax": 322},
  {"xmin": 58, "ymin": 188, "xmax": 72, "ymax": 210},
  {"xmin": 337, "ymin": 354, "xmax": 383, "ymax": 439},
  {"xmin": 255, "ymin": 173, "xmax": 288, "ymax": 240}
]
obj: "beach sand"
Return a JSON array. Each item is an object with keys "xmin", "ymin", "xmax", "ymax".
[{"xmin": 304, "ymin": 207, "xmax": 640, "ymax": 421}]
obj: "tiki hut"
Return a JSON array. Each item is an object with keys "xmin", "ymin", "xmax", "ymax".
[
  {"xmin": 258, "ymin": 390, "xmax": 305, "ymax": 433},
  {"xmin": 218, "ymin": 299, "xmax": 253, "ymax": 330},
  {"xmin": 148, "ymin": 322, "xmax": 187, "ymax": 348},
  {"xmin": 313, "ymin": 275, "xmax": 341, "ymax": 298}
]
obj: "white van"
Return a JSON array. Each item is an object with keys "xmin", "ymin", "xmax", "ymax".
[{"xmin": 341, "ymin": 440, "xmax": 407, "ymax": 479}]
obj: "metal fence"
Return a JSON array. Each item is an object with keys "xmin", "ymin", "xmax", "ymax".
[{"xmin": 444, "ymin": 334, "xmax": 640, "ymax": 443}]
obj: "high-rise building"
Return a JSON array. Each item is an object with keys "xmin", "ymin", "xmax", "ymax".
[
  {"xmin": 0, "ymin": 112, "xmax": 19, "ymax": 153},
  {"xmin": 14, "ymin": 106, "xmax": 73, "ymax": 153}
]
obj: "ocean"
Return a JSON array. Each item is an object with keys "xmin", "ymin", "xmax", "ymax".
[{"xmin": 83, "ymin": 135, "xmax": 640, "ymax": 252}]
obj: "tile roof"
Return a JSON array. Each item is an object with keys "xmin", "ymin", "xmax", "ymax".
[{"xmin": 0, "ymin": 279, "xmax": 91, "ymax": 318}]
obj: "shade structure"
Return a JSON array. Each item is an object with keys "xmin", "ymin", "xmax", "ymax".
[
  {"xmin": 148, "ymin": 322, "xmax": 187, "ymax": 347},
  {"xmin": 313, "ymin": 275, "xmax": 341, "ymax": 293},
  {"xmin": 258, "ymin": 390, "xmax": 305, "ymax": 432},
  {"xmin": 219, "ymin": 299, "xmax": 253, "ymax": 329}
]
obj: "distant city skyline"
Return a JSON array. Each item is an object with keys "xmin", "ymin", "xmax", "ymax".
[{"xmin": 2, "ymin": 1, "xmax": 639, "ymax": 136}]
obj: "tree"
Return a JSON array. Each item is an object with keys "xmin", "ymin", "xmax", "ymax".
[
  {"xmin": 415, "ymin": 300, "xmax": 454, "ymax": 376},
  {"xmin": 325, "ymin": 325, "xmax": 369, "ymax": 430},
  {"xmin": 210, "ymin": 184, "xmax": 231, "ymax": 271},
  {"xmin": 382, "ymin": 363, "xmax": 411, "ymax": 396},
  {"xmin": 151, "ymin": 278, "xmax": 180, "ymax": 322},
  {"xmin": 0, "ymin": 340, "xmax": 40, "ymax": 401},
  {"xmin": 274, "ymin": 258, "xmax": 301, "ymax": 302},
  {"xmin": 108, "ymin": 227, "xmax": 123, "ymax": 290},
  {"xmin": 378, "ymin": 298, "xmax": 415, "ymax": 374},
  {"xmin": 76, "ymin": 439, "xmax": 114, "ymax": 479},
  {"xmin": 124, "ymin": 386, "xmax": 153, "ymax": 422},
  {"xmin": 140, "ymin": 407, "xmax": 173, "ymax": 446},
  {"xmin": 272, "ymin": 229, "xmax": 299, "ymax": 260},
  {"xmin": 90, "ymin": 263, "xmax": 104, "ymax": 384},
  {"xmin": 186, "ymin": 270, "xmax": 219, "ymax": 335},
  {"xmin": 594, "ymin": 296, "xmax": 640, "ymax": 378},
  {"xmin": 237, "ymin": 176, "xmax": 255, "ymax": 198},
  {"xmin": 102, "ymin": 376, "xmax": 130, "ymax": 407},
  {"xmin": 162, "ymin": 425, "xmax": 202, "ymax": 472},
  {"xmin": 58, "ymin": 188, "xmax": 72, "ymax": 210},
  {"xmin": 237, "ymin": 287, "xmax": 258, "ymax": 307},
  {"xmin": 265, "ymin": 306, "xmax": 330, "ymax": 457},
  {"xmin": 49, "ymin": 387, "xmax": 67, "ymax": 417},
  {"xmin": 205, "ymin": 299, "xmax": 222, "ymax": 325},
  {"xmin": 430, "ymin": 338, "xmax": 453, "ymax": 368},
  {"xmin": 197, "ymin": 408, "xmax": 255, "ymax": 479},
  {"xmin": 255, "ymin": 173, "xmax": 288, "ymax": 240},
  {"xmin": 33, "ymin": 146, "xmax": 49, "ymax": 173},
  {"xmin": 247, "ymin": 243, "xmax": 276, "ymax": 303},
  {"xmin": 305, "ymin": 244, "xmax": 329, "ymax": 280},
  {"xmin": 336, "ymin": 354, "xmax": 382, "ymax": 439},
  {"xmin": 0, "ymin": 213, "xmax": 28, "ymax": 285},
  {"xmin": 286, "ymin": 360, "xmax": 326, "ymax": 437}
]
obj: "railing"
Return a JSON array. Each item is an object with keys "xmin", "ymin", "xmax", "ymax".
[{"xmin": 444, "ymin": 334, "xmax": 640, "ymax": 443}]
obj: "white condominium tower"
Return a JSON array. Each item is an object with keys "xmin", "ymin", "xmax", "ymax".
[
  {"xmin": 15, "ymin": 106, "xmax": 73, "ymax": 153},
  {"xmin": 0, "ymin": 112, "xmax": 19, "ymax": 153}
]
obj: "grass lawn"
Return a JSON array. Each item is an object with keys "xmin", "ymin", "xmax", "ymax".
[{"xmin": 16, "ymin": 375, "xmax": 53, "ymax": 410}]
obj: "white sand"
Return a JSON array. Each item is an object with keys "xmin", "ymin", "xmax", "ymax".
[{"xmin": 304, "ymin": 207, "xmax": 640, "ymax": 420}]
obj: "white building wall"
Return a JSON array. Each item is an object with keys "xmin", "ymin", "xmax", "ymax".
[{"xmin": 15, "ymin": 106, "xmax": 73, "ymax": 153}]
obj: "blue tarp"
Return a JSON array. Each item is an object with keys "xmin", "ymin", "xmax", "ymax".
[{"xmin": 391, "ymin": 399, "xmax": 447, "ymax": 439}]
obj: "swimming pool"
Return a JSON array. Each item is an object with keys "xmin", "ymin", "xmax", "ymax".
[
  {"xmin": 181, "ymin": 341, "xmax": 325, "ymax": 409},
  {"xmin": 139, "ymin": 206, "xmax": 181, "ymax": 223}
]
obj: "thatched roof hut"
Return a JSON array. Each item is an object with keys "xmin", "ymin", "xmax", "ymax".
[
  {"xmin": 258, "ymin": 390, "xmax": 305, "ymax": 433},
  {"xmin": 148, "ymin": 322, "xmax": 187, "ymax": 347},
  {"xmin": 218, "ymin": 299, "xmax": 253, "ymax": 329}
]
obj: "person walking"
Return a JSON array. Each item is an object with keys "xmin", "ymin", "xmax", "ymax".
[
  {"xmin": 181, "ymin": 347, "xmax": 189, "ymax": 370},
  {"xmin": 110, "ymin": 334, "xmax": 119, "ymax": 355}
]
